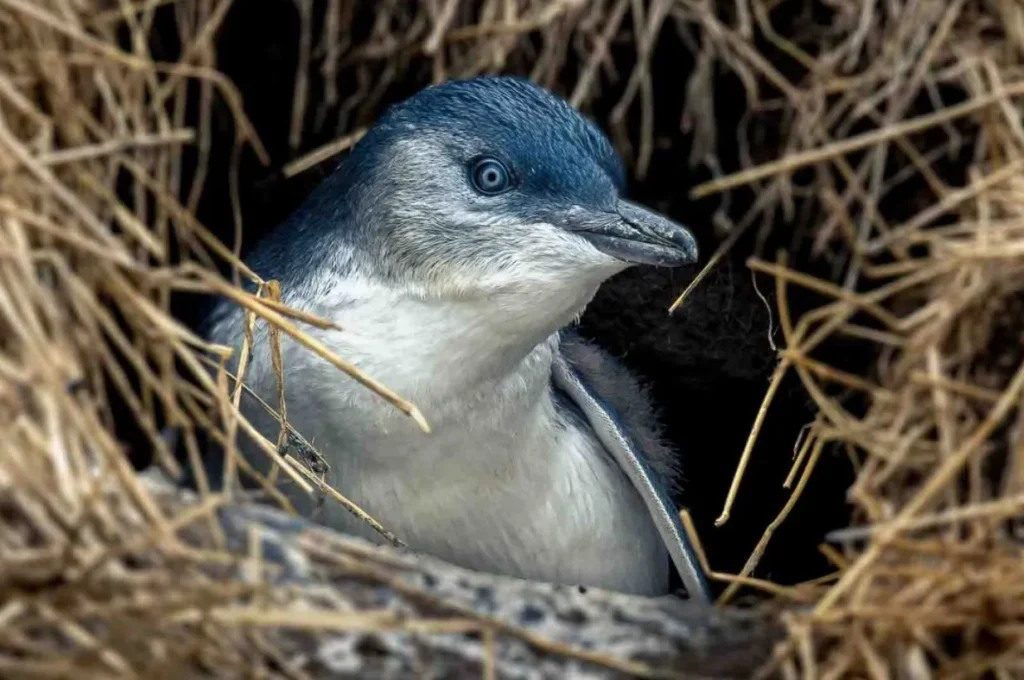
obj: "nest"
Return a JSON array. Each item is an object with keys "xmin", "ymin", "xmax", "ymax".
[{"xmin": 2, "ymin": 0, "xmax": 1023, "ymax": 677}]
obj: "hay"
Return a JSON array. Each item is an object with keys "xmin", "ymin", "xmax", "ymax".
[
  {"xmin": 3, "ymin": 0, "xmax": 1024, "ymax": 677},
  {"xmin": 677, "ymin": 1, "xmax": 1024, "ymax": 675}
]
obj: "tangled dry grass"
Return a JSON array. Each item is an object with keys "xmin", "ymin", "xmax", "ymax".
[
  {"xmin": 680, "ymin": 1, "xmax": 1024, "ymax": 676},
  {"xmin": 2, "ymin": 0, "xmax": 1024, "ymax": 677}
]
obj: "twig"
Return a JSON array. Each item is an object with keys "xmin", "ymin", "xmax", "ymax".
[{"xmin": 282, "ymin": 128, "xmax": 367, "ymax": 178}]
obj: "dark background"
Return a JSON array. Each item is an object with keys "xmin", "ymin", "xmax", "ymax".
[{"xmin": 132, "ymin": 1, "xmax": 863, "ymax": 597}]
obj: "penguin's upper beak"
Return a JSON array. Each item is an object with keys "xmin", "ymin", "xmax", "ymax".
[{"xmin": 564, "ymin": 200, "xmax": 698, "ymax": 267}]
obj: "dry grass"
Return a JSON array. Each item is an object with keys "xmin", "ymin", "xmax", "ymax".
[
  {"xmin": 675, "ymin": 1, "xmax": 1024, "ymax": 676},
  {"xmin": 2, "ymin": 0, "xmax": 1024, "ymax": 678}
]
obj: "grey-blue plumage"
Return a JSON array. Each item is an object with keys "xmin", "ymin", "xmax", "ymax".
[{"xmin": 203, "ymin": 76, "xmax": 709, "ymax": 600}]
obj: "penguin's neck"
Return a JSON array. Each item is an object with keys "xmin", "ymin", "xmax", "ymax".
[{"xmin": 288, "ymin": 267, "xmax": 601, "ymax": 417}]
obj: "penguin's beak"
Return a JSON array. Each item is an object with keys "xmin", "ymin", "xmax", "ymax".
[{"xmin": 564, "ymin": 200, "xmax": 698, "ymax": 267}]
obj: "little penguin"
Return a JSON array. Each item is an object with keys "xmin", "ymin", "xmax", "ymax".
[{"xmin": 202, "ymin": 76, "xmax": 710, "ymax": 600}]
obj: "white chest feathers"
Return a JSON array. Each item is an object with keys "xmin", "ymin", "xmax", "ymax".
[{"xmin": 213, "ymin": 280, "xmax": 670, "ymax": 596}]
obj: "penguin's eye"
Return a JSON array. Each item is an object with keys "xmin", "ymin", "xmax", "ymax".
[{"xmin": 470, "ymin": 157, "xmax": 512, "ymax": 195}]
